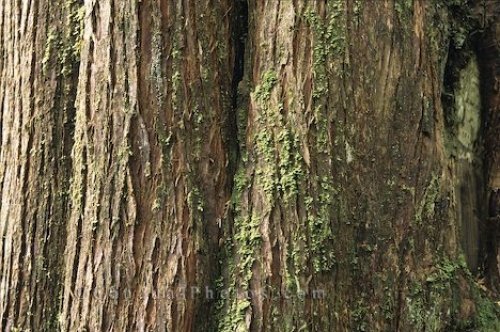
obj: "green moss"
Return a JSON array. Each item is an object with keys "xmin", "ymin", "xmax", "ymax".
[
  {"xmin": 406, "ymin": 281, "xmax": 442, "ymax": 330},
  {"xmin": 62, "ymin": 1, "xmax": 84, "ymax": 76},
  {"xmin": 406, "ymin": 258, "xmax": 461, "ymax": 330},
  {"xmin": 277, "ymin": 130, "xmax": 303, "ymax": 201},
  {"xmin": 157, "ymin": 128, "xmax": 172, "ymax": 161},
  {"xmin": 395, "ymin": 0, "xmax": 413, "ymax": 21},
  {"xmin": 187, "ymin": 186, "xmax": 204, "ymax": 213},
  {"xmin": 308, "ymin": 176, "xmax": 337, "ymax": 273},
  {"xmin": 292, "ymin": 5, "xmax": 347, "ymax": 270},
  {"xmin": 220, "ymin": 67, "xmax": 310, "ymax": 329},
  {"xmin": 218, "ymin": 149, "xmax": 260, "ymax": 332},
  {"xmin": 474, "ymin": 294, "xmax": 500, "ymax": 331},
  {"xmin": 42, "ymin": 29, "xmax": 61, "ymax": 74},
  {"xmin": 428, "ymin": 0, "xmax": 477, "ymax": 61},
  {"xmin": 352, "ymin": 298, "xmax": 370, "ymax": 331},
  {"xmin": 42, "ymin": 1, "xmax": 84, "ymax": 76},
  {"xmin": 218, "ymin": 208, "xmax": 261, "ymax": 332},
  {"xmin": 303, "ymin": 1, "xmax": 346, "ymax": 172},
  {"xmin": 253, "ymin": 71, "xmax": 305, "ymax": 203},
  {"xmin": 236, "ymin": 80, "xmax": 250, "ymax": 144},
  {"xmin": 304, "ymin": 1, "xmax": 345, "ymax": 103},
  {"xmin": 254, "ymin": 131, "xmax": 278, "ymax": 200},
  {"xmin": 353, "ymin": 0, "xmax": 362, "ymax": 20},
  {"xmin": 254, "ymin": 70, "xmax": 278, "ymax": 103},
  {"xmin": 405, "ymin": 256, "xmax": 500, "ymax": 331}
]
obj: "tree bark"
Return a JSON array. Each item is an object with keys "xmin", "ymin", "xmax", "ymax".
[
  {"xmin": 0, "ymin": 0, "xmax": 80, "ymax": 330},
  {"xmin": 59, "ymin": 0, "xmax": 236, "ymax": 331},
  {"xmin": 219, "ymin": 1, "xmax": 499, "ymax": 331},
  {"xmin": 0, "ymin": 0, "xmax": 498, "ymax": 331}
]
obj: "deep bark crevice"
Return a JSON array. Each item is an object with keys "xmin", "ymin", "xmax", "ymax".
[
  {"xmin": 223, "ymin": 0, "xmax": 249, "ymax": 226},
  {"xmin": 228, "ymin": 0, "xmax": 249, "ymax": 174},
  {"xmin": 210, "ymin": 1, "xmax": 249, "ymax": 330},
  {"xmin": 475, "ymin": 19, "xmax": 500, "ymax": 292}
]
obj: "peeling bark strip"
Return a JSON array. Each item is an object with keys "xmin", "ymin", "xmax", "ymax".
[{"xmin": 0, "ymin": 0, "xmax": 499, "ymax": 332}]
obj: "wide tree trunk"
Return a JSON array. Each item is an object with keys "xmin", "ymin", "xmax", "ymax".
[
  {"xmin": 0, "ymin": 0, "xmax": 498, "ymax": 331},
  {"xmin": 218, "ymin": 1, "xmax": 499, "ymax": 331}
]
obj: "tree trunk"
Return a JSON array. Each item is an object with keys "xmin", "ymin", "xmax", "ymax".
[
  {"xmin": 0, "ymin": 0, "xmax": 80, "ymax": 330},
  {"xmin": 0, "ymin": 0, "xmax": 498, "ymax": 331},
  {"xmin": 59, "ymin": 1, "xmax": 235, "ymax": 331},
  {"xmin": 219, "ymin": 1, "xmax": 499, "ymax": 331}
]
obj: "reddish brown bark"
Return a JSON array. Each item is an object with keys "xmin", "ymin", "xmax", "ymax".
[{"xmin": 0, "ymin": 1, "xmax": 498, "ymax": 331}]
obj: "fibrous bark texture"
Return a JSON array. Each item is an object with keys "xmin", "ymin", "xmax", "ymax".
[
  {"xmin": 60, "ymin": 1, "xmax": 235, "ymax": 331},
  {"xmin": 0, "ymin": 0, "xmax": 498, "ymax": 331},
  {"xmin": 0, "ymin": 0, "xmax": 80, "ymax": 330}
]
